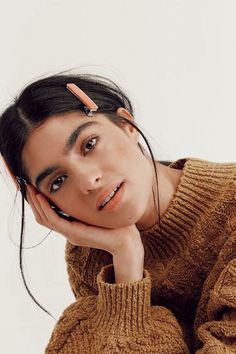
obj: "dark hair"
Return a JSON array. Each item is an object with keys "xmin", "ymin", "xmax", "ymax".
[{"xmin": 0, "ymin": 70, "xmax": 163, "ymax": 320}]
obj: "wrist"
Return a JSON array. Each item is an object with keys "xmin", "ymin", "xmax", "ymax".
[{"xmin": 113, "ymin": 247, "xmax": 144, "ymax": 284}]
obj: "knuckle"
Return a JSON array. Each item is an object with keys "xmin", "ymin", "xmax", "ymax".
[
  {"xmin": 50, "ymin": 220, "xmax": 55, "ymax": 228},
  {"xmin": 67, "ymin": 233, "xmax": 80, "ymax": 246},
  {"xmin": 35, "ymin": 217, "xmax": 43, "ymax": 225},
  {"xmin": 67, "ymin": 236, "xmax": 77, "ymax": 246},
  {"xmin": 50, "ymin": 220, "xmax": 58, "ymax": 231},
  {"xmin": 69, "ymin": 240, "xmax": 77, "ymax": 246}
]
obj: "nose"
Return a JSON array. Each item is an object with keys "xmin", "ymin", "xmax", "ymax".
[{"xmin": 71, "ymin": 159, "xmax": 102, "ymax": 194}]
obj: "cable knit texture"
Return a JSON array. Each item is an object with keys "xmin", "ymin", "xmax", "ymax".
[{"xmin": 45, "ymin": 157, "xmax": 236, "ymax": 353}]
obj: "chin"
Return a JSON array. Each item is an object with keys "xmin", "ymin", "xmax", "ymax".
[{"xmin": 103, "ymin": 218, "xmax": 137, "ymax": 229}]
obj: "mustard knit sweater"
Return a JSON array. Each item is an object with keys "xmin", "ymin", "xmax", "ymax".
[{"xmin": 45, "ymin": 157, "xmax": 236, "ymax": 354}]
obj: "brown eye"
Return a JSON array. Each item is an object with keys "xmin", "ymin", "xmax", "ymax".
[
  {"xmin": 50, "ymin": 175, "xmax": 66, "ymax": 193},
  {"xmin": 83, "ymin": 136, "xmax": 99, "ymax": 155}
]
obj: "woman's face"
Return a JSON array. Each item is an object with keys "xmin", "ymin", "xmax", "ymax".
[{"xmin": 22, "ymin": 110, "xmax": 155, "ymax": 229}]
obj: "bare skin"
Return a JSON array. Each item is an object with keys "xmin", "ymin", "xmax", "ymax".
[{"xmin": 23, "ymin": 107, "xmax": 183, "ymax": 283}]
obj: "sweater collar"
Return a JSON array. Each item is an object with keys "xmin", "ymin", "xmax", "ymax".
[
  {"xmin": 138, "ymin": 157, "xmax": 188, "ymax": 234},
  {"xmin": 139, "ymin": 157, "xmax": 224, "ymax": 263}
]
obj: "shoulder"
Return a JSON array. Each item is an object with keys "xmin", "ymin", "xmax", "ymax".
[
  {"xmin": 172, "ymin": 156, "xmax": 236, "ymax": 199},
  {"xmin": 45, "ymin": 296, "xmax": 96, "ymax": 353}
]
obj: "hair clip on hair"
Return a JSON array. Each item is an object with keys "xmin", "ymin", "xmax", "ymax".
[
  {"xmin": 16, "ymin": 176, "xmax": 27, "ymax": 186},
  {"xmin": 1, "ymin": 155, "xmax": 26, "ymax": 191},
  {"xmin": 66, "ymin": 83, "xmax": 98, "ymax": 117}
]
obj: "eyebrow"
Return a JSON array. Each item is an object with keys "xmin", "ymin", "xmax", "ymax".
[{"xmin": 34, "ymin": 121, "xmax": 100, "ymax": 190}]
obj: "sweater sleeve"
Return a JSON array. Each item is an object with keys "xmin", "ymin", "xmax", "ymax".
[
  {"xmin": 45, "ymin": 264, "xmax": 190, "ymax": 354},
  {"xmin": 194, "ymin": 226, "xmax": 236, "ymax": 353}
]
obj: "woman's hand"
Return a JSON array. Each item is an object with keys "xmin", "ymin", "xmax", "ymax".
[{"xmin": 26, "ymin": 184, "xmax": 144, "ymax": 260}]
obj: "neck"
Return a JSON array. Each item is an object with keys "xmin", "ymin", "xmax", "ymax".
[{"xmin": 136, "ymin": 160, "xmax": 183, "ymax": 231}]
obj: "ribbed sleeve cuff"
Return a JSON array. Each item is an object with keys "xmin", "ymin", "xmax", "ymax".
[{"xmin": 92, "ymin": 264, "xmax": 152, "ymax": 335}]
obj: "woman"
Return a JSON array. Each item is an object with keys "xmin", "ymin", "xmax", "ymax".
[{"xmin": 0, "ymin": 72, "xmax": 236, "ymax": 353}]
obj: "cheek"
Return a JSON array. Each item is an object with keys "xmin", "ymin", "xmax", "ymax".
[
  {"xmin": 55, "ymin": 193, "xmax": 87, "ymax": 219},
  {"xmin": 102, "ymin": 137, "xmax": 140, "ymax": 169}
]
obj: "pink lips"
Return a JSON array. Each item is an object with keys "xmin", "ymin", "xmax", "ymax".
[
  {"xmin": 96, "ymin": 181, "xmax": 123, "ymax": 210},
  {"xmin": 99, "ymin": 181, "xmax": 125, "ymax": 211}
]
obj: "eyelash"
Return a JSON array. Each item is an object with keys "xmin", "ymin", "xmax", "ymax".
[{"xmin": 49, "ymin": 136, "xmax": 99, "ymax": 194}]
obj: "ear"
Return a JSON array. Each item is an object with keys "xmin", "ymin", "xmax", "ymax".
[{"xmin": 116, "ymin": 107, "xmax": 139, "ymax": 143}]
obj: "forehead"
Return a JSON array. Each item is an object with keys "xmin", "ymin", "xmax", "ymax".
[{"xmin": 22, "ymin": 112, "xmax": 108, "ymax": 181}]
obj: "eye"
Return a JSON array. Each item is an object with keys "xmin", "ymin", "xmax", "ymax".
[
  {"xmin": 50, "ymin": 175, "xmax": 66, "ymax": 194},
  {"xmin": 83, "ymin": 136, "xmax": 99, "ymax": 155},
  {"xmin": 49, "ymin": 136, "xmax": 99, "ymax": 194}
]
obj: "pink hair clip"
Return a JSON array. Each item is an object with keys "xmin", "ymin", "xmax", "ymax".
[{"xmin": 66, "ymin": 83, "xmax": 98, "ymax": 116}]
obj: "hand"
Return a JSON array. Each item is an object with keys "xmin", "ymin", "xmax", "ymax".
[{"xmin": 26, "ymin": 184, "xmax": 144, "ymax": 258}]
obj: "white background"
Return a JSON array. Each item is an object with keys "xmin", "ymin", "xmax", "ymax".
[{"xmin": 0, "ymin": 0, "xmax": 235, "ymax": 353}]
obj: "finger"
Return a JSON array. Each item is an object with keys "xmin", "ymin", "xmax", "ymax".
[
  {"xmin": 30, "ymin": 188, "xmax": 99, "ymax": 246},
  {"xmin": 35, "ymin": 193, "xmax": 96, "ymax": 246},
  {"xmin": 26, "ymin": 185, "xmax": 45, "ymax": 224},
  {"xmin": 27, "ymin": 185, "xmax": 49, "ymax": 226},
  {"xmin": 27, "ymin": 185, "xmax": 87, "ymax": 244},
  {"xmin": 35, "ymin": 193, "xmax": 73, "ymax": 234}
]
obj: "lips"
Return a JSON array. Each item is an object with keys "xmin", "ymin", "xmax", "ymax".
[{"xmin": 96, "ymin": 181, "xmax": 123, "ymax": 210}]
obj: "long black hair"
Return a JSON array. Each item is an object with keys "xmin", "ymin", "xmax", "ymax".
[{"xmin": 0, "ymin": 70, "xmax": 164, "ymax": 320}]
